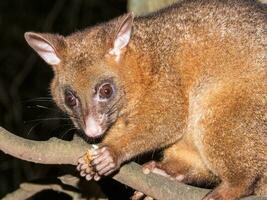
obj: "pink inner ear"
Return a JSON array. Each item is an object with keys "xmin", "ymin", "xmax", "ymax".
[
  {"xmin": 109, "ymin": 13, "xmax": 134, "ymax": 58},
  {"xmin": 112, "ymin": 28, "xmax": 132, "ymax": 56},
  {"xmin": 25, "ymin": 33, "xmax": 61, "ymax": 66},
  {"xmin": 33, "ymin": 40, "xmax": 61, "ymax": 65}
]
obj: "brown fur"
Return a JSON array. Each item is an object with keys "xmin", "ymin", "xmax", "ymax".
[{"xmin": 26, "ymin": 0, "xmax": 266, "ymax": 199}]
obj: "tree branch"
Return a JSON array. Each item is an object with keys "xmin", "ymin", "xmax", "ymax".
[
  {"xmin": 0, "ymin": 127, "xmax": 86, "ymax": 165},
  {"xmin": 2, "ymin": 178, "xmax": 86, "ymax": 200},
  {"xmin": 0, "ymin": 127, "xmax": 265, "ymax": 200}
]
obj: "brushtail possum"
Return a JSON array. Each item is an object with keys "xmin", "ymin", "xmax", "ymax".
[{"xmin": 24, "ymin": 0, "xmax": 266, "ymax": 199}]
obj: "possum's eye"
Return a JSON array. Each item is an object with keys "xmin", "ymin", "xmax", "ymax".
[
  {"xmin": 64, "ymin": 90, "xmax": 78, "ymax": 108},
  {"xmin": 98, "ymin": 83, "xmax": 114, "ymax": 100}
]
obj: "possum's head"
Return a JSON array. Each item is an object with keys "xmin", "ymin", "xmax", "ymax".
[{"xmin": 25, "ymin": 13, "xmax": 146, "ymax": 140}]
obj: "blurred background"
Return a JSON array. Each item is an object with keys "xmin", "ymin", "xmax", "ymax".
[{"xmin": 0, "ymin": 0, "xmax": 178, "ymax": 199}]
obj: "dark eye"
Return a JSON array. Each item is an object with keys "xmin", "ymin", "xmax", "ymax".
[
  {"xmin": 64, "ymin": 90, "xmax": 77, "ymax": 108},
  {"xmin": 98, "ymin": 83, "xmax": 113, "ymax": 99}
]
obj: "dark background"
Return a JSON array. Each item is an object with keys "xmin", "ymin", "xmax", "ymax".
[{"xmin": 0, "ymin": 0, "xmax": 129, "ymax": 199}]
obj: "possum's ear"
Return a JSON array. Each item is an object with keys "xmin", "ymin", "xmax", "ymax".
[
  {"xmin": 24, "ymin": 32, "xmax": 66, "ymax": 66},
  {"xmin": 109, "ymin": 12, "xmax": 134, "ymax": 59}
]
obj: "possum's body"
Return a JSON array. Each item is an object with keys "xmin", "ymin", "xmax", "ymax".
[{"xmin": 25, "ymin": 0, "xmax": 266, "ymax": 199}]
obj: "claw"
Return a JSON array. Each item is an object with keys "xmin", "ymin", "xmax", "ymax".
[
  {"xmin": 131, "ymin": 191, "xmax": 153, "ymax": 200},
  {"xmin": 144, "ymin": 196, "xmax": 154, "ymax": 200},
  {"xmin": 131, "ymin": 191, "xmax": 145, "ymax": 200},
  {"xmin": 85, "ymin": 174, "xmax": 92, "ymax": 181},
  {"xmin": 94, "ymin": 173, "xmax": 101, "ymax": 181},
  {"xmin": 80, "ymin": 171, "xmax": 87, "ymax": 177}
]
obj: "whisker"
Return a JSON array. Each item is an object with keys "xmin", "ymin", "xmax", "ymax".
[
  {"xmin": 36, "ymin": 105, "xmax": 62, "ymax": 112},
  {"xmin": 59, "ymin": 127, "xmax": 77, "ymax": 139},
  {"xmin": 27, "ymin": 104, "xmax": 81, "ymax": 121},
  {"xmin": 24, "ymin": 97, "xmax": 53, "ymax": 103},
  {"xmin": 27, "ymin": 96, "xmax": 53, "ymax": 100},
  {"xmin": 27, "ymin": 105, "xmax": 64, "ymax": 114},
  {"xmin": 26, "ymin": 122, "xmax": 42, "ymax": 137},
  {"xmin": 25, "ymin": 117, "xmax": 72, "ymax": 123},
  {"xmin": 107, "ymin": 108, "xmax": 118, "ymax": 117},
  {"xmin": 106, "ymin": 95, "xmax": 123, "ymax": 115},
  {"xmin": 25, "ymin": 99, "xmax": 54, "ymax": 102}
]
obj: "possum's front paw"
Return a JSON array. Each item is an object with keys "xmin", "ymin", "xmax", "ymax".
[
  {"xmin": 77, "ymin": 145, "xmax": 121, "ymax": 181},
  {"xmin": 77, "ymin": 145, "xmax": 99, "ymax": 181},
  {"xmin": 90, "ymin": 145, "xmax": 121, "ymax": 178}
]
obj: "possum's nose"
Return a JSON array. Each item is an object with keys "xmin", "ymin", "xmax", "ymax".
[{"xmin": 84, "ymin": 116, "xmax": 103, "ymax": 138}]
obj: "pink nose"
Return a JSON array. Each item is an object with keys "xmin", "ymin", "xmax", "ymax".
[{"xmin": 84, "ymin": 116, "xmax": 103, "ymax": 138}]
